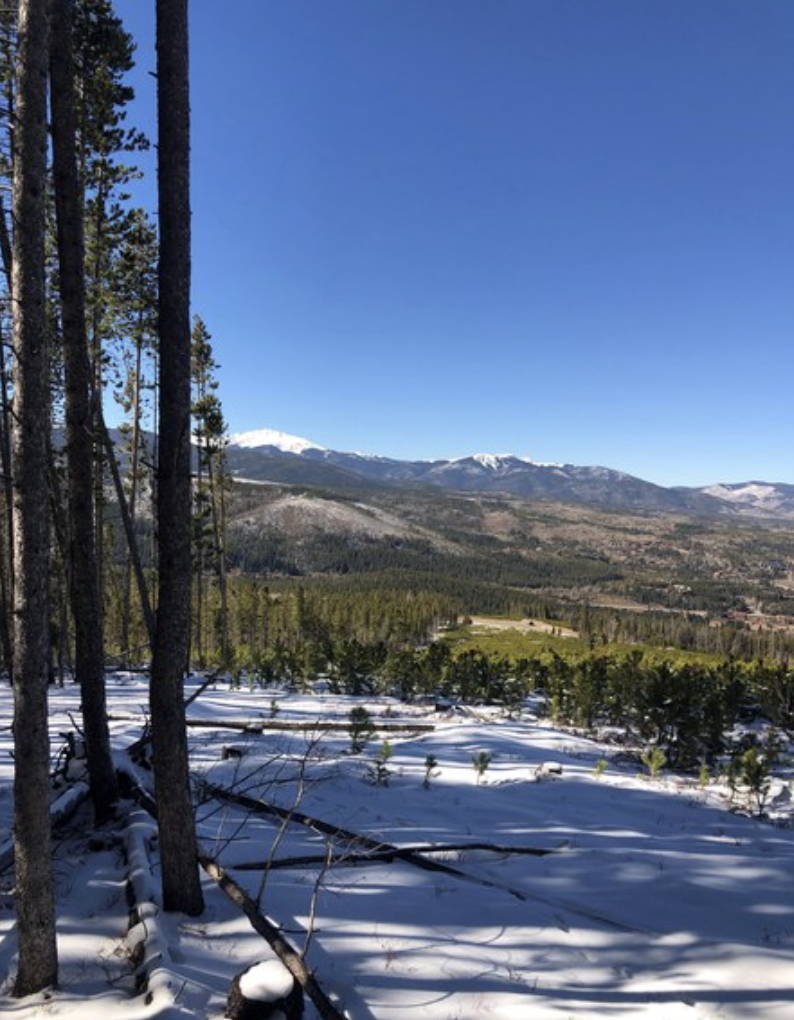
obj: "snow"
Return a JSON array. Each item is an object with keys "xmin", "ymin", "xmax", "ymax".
[
  {"xmin": 238, "ymin": 959, "xmax": 294, "ymax": 1001},
  {"xmin": 704, "ymin": 483, "xmax": 781, "ymax": 507},
  {"xmin": 2, "ymin": 675, "xmax": 794, "ymax": 1018},
  {"xmin": 452, "ymin": 453, "xmax": 566, "ymax": 470},
  {"xmin": 227, "ymin": 428, "xmax": 325, "ymax": 454},
  {"xmin": 516, "ymin": 456, "xmax": 564, "ymax": 468},
  {"xmin": 470, "ymin": 453, "xmax": 514, "ymax": 469}
]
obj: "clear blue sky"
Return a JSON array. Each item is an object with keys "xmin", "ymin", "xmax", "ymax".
[{"xmin": 115, "ymin": 1, "xmax": 794, "ymax": 487}]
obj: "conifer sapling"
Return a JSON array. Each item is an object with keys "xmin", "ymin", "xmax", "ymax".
[{"xmin": 472, "ymin": 750, "xmax": 492, "ymax": 784}]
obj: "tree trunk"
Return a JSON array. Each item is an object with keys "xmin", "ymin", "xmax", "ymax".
[
  {"xmin": 11, "ymin": 0, "xmax": 57, "ymax": 994},
  {"xmin": 88, "ymin": 169, "xmax": 107, "ymax": 632},
  {"xmin": 194, "ymin": 412, "xmax": 204, "ymax": 667},
  {"xmin": 206, "ymin": 443, "xmax": 229, "ymax": 668},
  {"xmin": 122, "ymin": 330, "xmax": 144, "ymax": 665},
  {"xmin": 0, "ymin": 315, "xmax": 14, "ymax": 677},
  {"xmin": 0, "ymin": 195, "xmax": 16, "ymax": 678},
  {"xmin": 150, "ymin": 0, "xmax": 204, "ymax": 915},
  {"xmin": 96, "ymin": 408, "xmax": 156, "ymax": 647},
  {"xmin": 50, "ymin": 0, "xmax": 118, "ymax": 821}
]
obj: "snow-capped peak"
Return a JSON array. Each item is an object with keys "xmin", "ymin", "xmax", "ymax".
[
  {"xmin": 228, "ymin": 428, "xmax": 325, "ymax": 454},
  {"xmin": 456, "ymin": 452, "xmax": 564, "ymax": 470},
  {"xmin": 471, "ymin": 453, "xmax": 514, "ymax": 470}
]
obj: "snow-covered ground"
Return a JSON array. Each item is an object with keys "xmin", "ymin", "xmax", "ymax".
[{"xmin": 2, "ymin": 674, "xmax": 794, "ymax": 1019}]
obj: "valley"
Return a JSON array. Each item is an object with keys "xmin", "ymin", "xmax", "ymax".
[{"xmin": 225, "ymin": 475, "xmax": 794, "ymax": 647}]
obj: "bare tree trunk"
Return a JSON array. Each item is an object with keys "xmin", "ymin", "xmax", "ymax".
[
  {"xmin": 0, "ymin": 196, "xmax": 16, "ymax": 677},
  {"xmin": 121, "ymin": 330, "xmax": 143, "ymax": 664},
  {"xmin": 0, "ymin": 194, "xmax": 13, "ymax": 283},
  {"xmin": 89, "ymin": 169, "xmax": 107, "ymax": 634},
  {"xmin": 206, "ymin": 444, "xmax": 229, "ymax": 667},
  {"xmin": 194, "ymin": 418, "xmax": 203, "ymax": 667},
  {"xmin": 0, "ymin": 17, "xmax": 17, "ymax": 682},
  {"xmin": 150, "ymin": 0, "xmax": 203, "ymax": 915},
  {"xmin": 0, "ymin": 316, "xmax": 14, "ymax": 676},
  {"xmin": 50, "ymin": 0, "xmax": 117, "ymax": 820},
  {"xmin": 96, "ymin": 408, "xmax": 155, "ymax": 647},
  {"xmin": 11, "ymin": 0, "xmax": 57, "ymax": 994}
]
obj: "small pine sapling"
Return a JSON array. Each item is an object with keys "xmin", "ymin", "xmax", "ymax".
[
  {"xmin": 724, "ymin": 730, "xmax": 781, "ymax": 815},
  {"xmin": 594, "ymin": 757, "xmax": 608, "ymax": 779},
  {"xmin": 699, "ymin": 763, "xmax": 710, "ymax": 789},
  {"xmin": 269, "ymin": 698, "xmax": 280, "ymax": 719},
  {"xmin": 367, "ymin": 741, "xmax": 395, "ymax": 786},
  {"xmin": 423, "ymin": 754, "xmax": 440, "ymax": 789},
  {"xmin": 472, "ymin": 750, "xmax": 492, "ymax": 785},
  {"xmin": 348, "ymin": 706, "xmax": 375, "ymax": 754},
  {"xmin": 739, "ymin": 747, "xmax": 771, "ymax": 816},
  {"xmin": 721, "ymin": 755, "xmax": 742, "ymax": 803},
  {"xmin": 641, "ymin": 746, "xmax": 666, "ymax": 779}
]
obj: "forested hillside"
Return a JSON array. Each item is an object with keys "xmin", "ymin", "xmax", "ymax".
[{"xmin": 215, "ymin": 478, "xmax": 794, "ymax": 662}]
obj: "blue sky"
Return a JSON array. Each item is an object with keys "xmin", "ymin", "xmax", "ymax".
[{"xmin": 115, "ymin": 1, "xmax": 794, "ymax": 487}]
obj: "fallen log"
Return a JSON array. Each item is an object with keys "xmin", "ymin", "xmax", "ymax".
[
  {"xmin": 116, "ymin": 755, "xmax": 349, "ymax": 1020},
  {"xmin": 0, "ymin": 780, "xmax": 90, "ymax": 874},
  {"xmin": 186, "ymin": 718, "xmax": 435, "ymax": 734},
  {"xmin": 116, "ymin": 757, "xmax": 158, "ymax": 818},
  {"xmin": 50, "ymin": 780, "xmax": 90, "ymax": 826}
]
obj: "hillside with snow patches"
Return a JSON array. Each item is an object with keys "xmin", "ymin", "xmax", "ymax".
[{"xmin": 225, "ymin": 428, "xmax": 794, "ymax": 518}]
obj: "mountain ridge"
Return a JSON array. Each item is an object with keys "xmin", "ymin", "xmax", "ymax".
[{"xmin": 224, "ymin": 428, "xmax": 794, "ymax": 519}]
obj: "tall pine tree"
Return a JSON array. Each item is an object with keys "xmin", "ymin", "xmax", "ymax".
[
  {"xmin": 11, "ymin": 0, "xmax": 57, "ymax": 993},
  {"xmin": 150, "ymin": 0, "xmax": 204, "ymax": 915},
  {"xmin": 50, "ymin": 0, "xmax": 118, "ymax": 821}
]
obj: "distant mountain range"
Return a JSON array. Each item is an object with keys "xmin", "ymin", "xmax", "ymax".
[{"xmin": 224, "ymin": 428, "xmax": 794, "ymax": 519}]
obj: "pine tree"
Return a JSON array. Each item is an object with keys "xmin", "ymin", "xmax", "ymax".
[
  {"xmin": 11, "ymin": 0, "xmax": 57, "ymax": 993},
  {"xmin": 50, "ymin": 0, "xmax": 118, "ymax": 821},
  {"xmin": 72, "ymin": 0, "xmax": 148, "ymax": 637},
  {"xmin": 150, "ymin": 0, "xmax": 204, "ymax": 916},
  {"xmin": 112, "ymin": 209, "xmax": 158, "ymax": 663},
  {"xmin": 191, "ymin": 315, "xmax": 229, "ymax": 667}
]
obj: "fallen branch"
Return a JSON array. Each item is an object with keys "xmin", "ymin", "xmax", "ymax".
[
  {"xmin": 205, "ymin": 781, "xmax": 384, "ymax": 848},
  {"xmin": 205, "ymin": 781, "xmax": 530, "ymax": 900},
  {"xmin": 233, "ymin": 840, "xmax": 555, "ymax": 871},
  {"xmin": 184, "ymin": 673, "xmax": 222, "ymax": 710},
  {"xmin": 200, "ymin": 855, "xmax": 348, "ymax": 1020}
]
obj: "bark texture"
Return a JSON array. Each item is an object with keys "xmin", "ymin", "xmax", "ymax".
[
  {"xmin": 50, "ymin": 0, "xmax": 118, "ymax": 821},
  {"xmin": 11, "ymin": 0, "xmax": 57, "ymax": 995},
  {"xmin": 150, "ymin": 0, "xmax": 204, "ymax": 915}
]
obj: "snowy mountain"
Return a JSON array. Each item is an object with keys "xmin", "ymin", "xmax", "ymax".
[
  {"xmin": 693, "ymin": 481, "xmax": 794, "ymax": 517},
  {"xmin": 227, "ymin": 428, "xmax": 326, "ymax": 455},
  {"xmin": 221, "ymin": 428, "xmax": 794, "ymax": 517}
]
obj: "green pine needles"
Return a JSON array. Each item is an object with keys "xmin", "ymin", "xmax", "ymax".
[{"xmin": 472, "ymin": 750, "xmax": 492, "ymax": 784}]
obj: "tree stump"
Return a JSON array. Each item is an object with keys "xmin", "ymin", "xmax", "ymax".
[{"xmin": 226, "ymin": 959, "xmax": 304, "ymax": 1020}]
